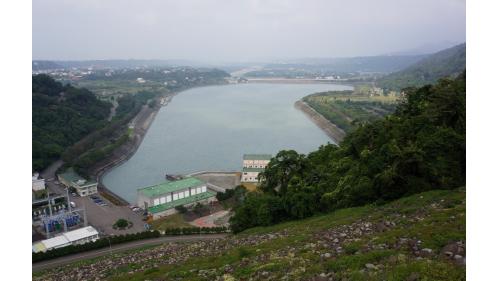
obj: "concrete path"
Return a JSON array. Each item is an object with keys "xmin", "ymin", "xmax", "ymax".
[
  {"xmin": 32, "ymin": 234, "xmax": 228, "ymax": 272},
  {"xmin": 190, "ymin": 210, "xmax": 230, "ymax": 227}
]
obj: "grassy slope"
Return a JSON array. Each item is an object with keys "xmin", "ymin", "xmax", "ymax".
[
  {"xmin": 303, "ymin": 91, "xmax": 398, "ymax": 133},
  {"xmin": 34, "ymin": 188, "xmax": 465, "ymax": 281},
  {"xmin": 150, "ymin": 213, "xmax": 193, "ymax": 230}
]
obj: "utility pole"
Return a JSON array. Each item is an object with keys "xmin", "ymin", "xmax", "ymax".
[
  {"xmin": 83, "ymin": 199, "xmax": 88, "ymax": 227},
  {"xmin": 66, "ymin": 187, "xmax": 72, "ymax": 213}
]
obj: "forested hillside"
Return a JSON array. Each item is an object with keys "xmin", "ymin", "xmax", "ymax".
[
  {"xmin": 32, "ymin": 75, "xmax": 111, "ymax": 171},
  {"xmin": 230, "ymin": 72, "xmax": 465, "ymax": 233},
  {"xmin": 377, "ymin": 44, "xmax": 465, "ymax": 91}
]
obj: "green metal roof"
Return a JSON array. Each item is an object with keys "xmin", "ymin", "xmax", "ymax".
[
  {"xmin": 148, "ymin": 190, "xmax": 216, "ymax": 214},
  {"xmin": 138, "ymin": 177, "xmax": 204, "ymax": 198},
  {"xmin": 243, "ymin": 154, "xmax": 272, "ymax": 160},
  {"xmin": 242, "ymin": 167, "xmax": 265, "ymax": 173},
  {"xmin": 58, "ymin": 168, "xmax": 96, "ymax": 187}
]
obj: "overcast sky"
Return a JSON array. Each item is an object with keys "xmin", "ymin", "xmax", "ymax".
[{"xmin": 32, "ymin": 0, "xmax": 465, "ymax": 62}]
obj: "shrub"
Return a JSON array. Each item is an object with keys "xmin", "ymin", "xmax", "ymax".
[
  {"xmin": 175, "ymin": 205, "xmax": 188, "ymax": 214},
  {"xmin": 115, "ymin": 219, "xmax": 129, "ymax": 228}
]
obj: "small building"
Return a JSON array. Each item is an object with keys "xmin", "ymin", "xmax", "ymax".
[
  {"xmin": 57, "ymin": 168, "xmax": 98, "ymax": 197},
  {"xmin": 32, "ymin": 226, "xmax": 99, "ymax": 253},
  {"xmin": 137, "ymin": 177, "xmax": 217, "ymax": 219},
  {"xmin": 32, "ymin": 172, "xmax": 46, "ymax": 191},
  {"xmin": 241, "ymin": 154, "xmax": 272, "ymax": 183}
]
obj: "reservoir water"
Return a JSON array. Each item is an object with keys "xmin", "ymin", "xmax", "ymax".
[{"xmin": 103, "ymin": 83, "xmax": 351, "ymax": 203}]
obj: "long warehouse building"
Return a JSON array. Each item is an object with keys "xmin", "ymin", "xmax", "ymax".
[
  {"xmin": 137, "ymin": 177, "xmax": 216, "ymax": 219},
  {"xmin": 32, "ymin": 226, "xmax": 99, "ymax": 253}
]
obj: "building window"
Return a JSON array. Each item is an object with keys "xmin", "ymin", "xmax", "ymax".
[
  {"xmin": 153, "ymin": 198, "xmax": 160, "ymax": 206},
  {"xmin": 179, "ymin": 192, "xmax": 184, "ymax": 199},
  {"xmin": 173, "ymin": 193, "xmax": 178, "ymax": 200},
  {"xmin": 184, "ymin": 190, "xmax": 190, "ymax": 197},
  {"xmin": 201, "ymin": 186, "xmax": 207, "ymax": 193},
  {"xmin": 166, "ymin": 195, "xmax": 172, "ymax": 202}
]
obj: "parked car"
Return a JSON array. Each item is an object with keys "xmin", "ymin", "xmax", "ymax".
[
  {"xmin": 70, "ymin": 202, "xmax": 76, "ymax": 208},
  {"xmin": 132, "ymin": 207, "xmax": 141, "ymax": 212}
]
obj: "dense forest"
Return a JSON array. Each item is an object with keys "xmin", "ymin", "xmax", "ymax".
[
  {"xmin": 32, "ymin": 75, "xmax": 111, "ymax": 171},
  {"xmin": 230, "ymin": 72, "xmax": 465, "ymax": 233},
  {"xmin": 377, "ymin": 43, "xmax": 466, "ymax": 91},
  {"xmin": 64, "ymin": 91, "xmax": 151, "ymax": 177}
]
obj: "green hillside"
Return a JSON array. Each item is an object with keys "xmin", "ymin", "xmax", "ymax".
[
  {"xmin": 33, "ymin": 72, "xmax": 466, "ymax": 281},
  {"xmin": 32, "ymin": 74, "xmax": 112, "ymax": 171},
  {"xmin": 33, "ymin": 188, "xmax": 465, "ymax": 280},
  {"xmin": 377, "ymin": 44, "xmax": 465, "ymax": 90}
]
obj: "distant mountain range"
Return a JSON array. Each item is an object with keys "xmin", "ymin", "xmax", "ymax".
[
  {"xmin": 382, "ymin": 41, "xmax": 461, "ymax": 56},
  {"xmin": 377, "ymin": 43, "xmax": 466, "ymax": 90},
  {"xmin": 262, "ymin": 55, "xmax": 427, "ymax": 74},
  {"xmin": 32, "ymin": 59, "xmax": 210, "ymax": 70}
]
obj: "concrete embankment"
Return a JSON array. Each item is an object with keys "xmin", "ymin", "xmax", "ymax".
[
  {"xmin": 294, "ymin": 100, "xmax": 345, "ymax": 144},
  {"xmin": 93, "ymin": 94, "xmax": 173, "ymax": 205}
]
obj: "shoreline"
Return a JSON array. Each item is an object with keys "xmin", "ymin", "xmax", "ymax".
[
  {"xmin": 247, "ymin": 78, "xmax": 351, "ymax": 85},
  {"xmin": 93, "ymin": 83, "xmax": 227, "ymax": 205},
  {"xmin": 294, "ymin": 100, "xmax": 346, "ymax": 144},
  {"xmin": 93, "ymin": 91, "xmax": 180, "ymax": 205},
  {"xmin": 94, "ymin": 83, "xmax": 347, "ymax": 205}
]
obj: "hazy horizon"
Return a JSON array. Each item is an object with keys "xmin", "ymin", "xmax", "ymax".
[{"xmin": 33, "ymin": 0, "xmax": 465, "ymax": 63}]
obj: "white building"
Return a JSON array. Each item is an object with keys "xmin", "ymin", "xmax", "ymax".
[
  {"xmin": 32, "ymin": 172, "xmax": 46, "ymax": 191},
  {"xmin": 57, "ymin": 168, "xmax": 98, "ymax": 197},
  {"xmin": 241, "ymin": 154, "xmax": 272, "ymax": 183},
  {"xmin": 32, "ymin": 226, "xmax": 99, "ymax": 253}
]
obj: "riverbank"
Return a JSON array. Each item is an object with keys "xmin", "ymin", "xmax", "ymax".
[
  {"xmin": 247, "ymin": 77, "xmax": 348, "ymax": 84},
  {"xmin": 93, "ymin": 83, "xmax": 227, "ymax": 205},
  {"xmin": 98, "ymin": 83, "xmax": 347, "ymax": 204},
  {"xmin": 92, "ymin": 93, "xmax": 177, "ymax": 205},
  {"xmin": 294, "ymin": 100, "xmax": 346, "ymax": 144}
]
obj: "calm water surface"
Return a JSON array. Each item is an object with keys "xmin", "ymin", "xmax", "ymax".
[{"xmin": 103, "ymin": 83, "xmax": 351, "ymax": 202}]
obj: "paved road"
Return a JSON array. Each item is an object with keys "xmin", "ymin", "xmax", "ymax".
[{"xmin": 32, "ymin": 234, "xmax": 228, "ymax": 272}]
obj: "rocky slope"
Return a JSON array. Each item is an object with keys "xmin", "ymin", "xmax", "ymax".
[{"xmin": 33, "ymin": 188, "xmax": 465, "ymax": 281}]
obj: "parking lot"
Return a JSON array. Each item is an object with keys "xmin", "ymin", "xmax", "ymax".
[
  {"xmin": 70, "ymin": 193, "xmax": 146, "ymax": 235},
  {"xmin": 41, "ymin": 161, "xmax": 146, "ymax": 236}
]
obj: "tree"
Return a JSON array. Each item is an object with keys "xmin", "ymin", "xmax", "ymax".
[
  {"xmin": 258, "ymin": 150, "xmax": 307, "ymax": 195},
  {"xmin": 229, "ymin": 72, "xmax": 465, "ymax": 233},
  {"xmin": 115, "ymin": 219, "xmax": 129, "ymax": 228}
]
